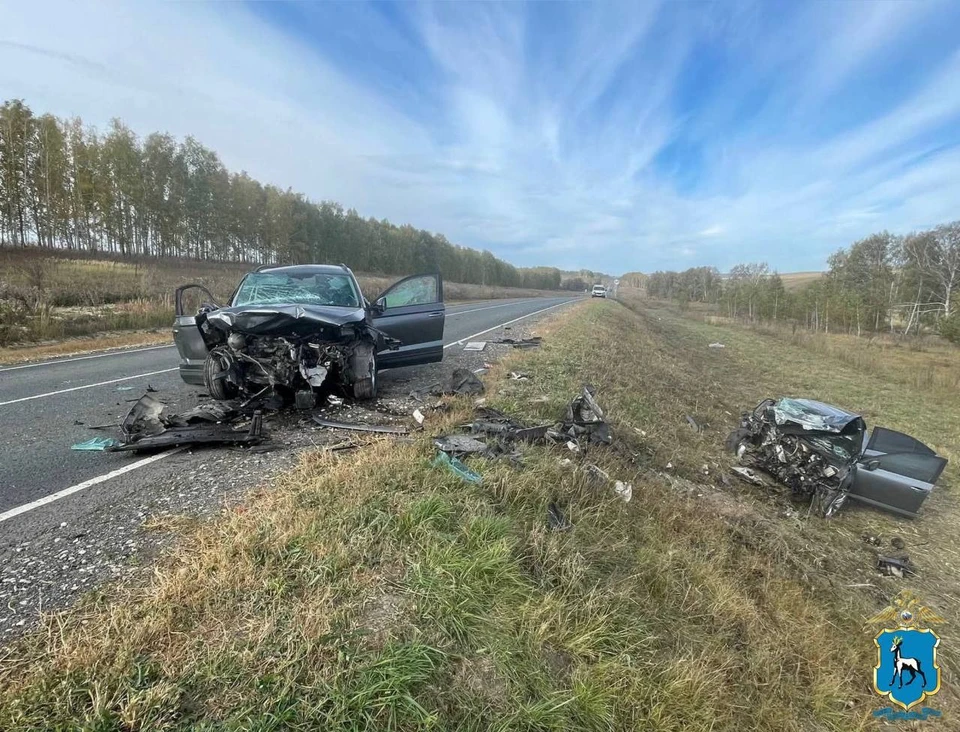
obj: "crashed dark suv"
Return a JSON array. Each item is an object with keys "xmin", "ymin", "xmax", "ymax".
[
  {"xmin": 728, "ymin": 397, "xmax": 947, "ymax": 518},
  {"xmin": 173, "ymin": 265, "xmax": 445, "ymax": 402}
]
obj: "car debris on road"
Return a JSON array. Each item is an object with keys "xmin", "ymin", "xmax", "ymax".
[{"xmin": 727, "ymin": 397, "xmax": 947, "ymax": 518}]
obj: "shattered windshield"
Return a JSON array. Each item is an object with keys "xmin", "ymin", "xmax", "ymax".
[{"xmin": 233, "ymin": 272, "xmax": 360, "ymax": 308}]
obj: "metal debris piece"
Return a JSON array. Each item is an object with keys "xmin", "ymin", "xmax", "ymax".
[
  {"xmin": 494, "ymin": 336, "xmax": 542, "ymax": 348},
  {"xmin": 555, "ymin": 385, "xmax": 611, "ymax": 446},
  {"xmin": 434, "ymin": 434, "xmax": 489, "ymax": 454},
  {"xmin": 172, "ymin": 401, "xmax": 236, "ymax": 424},
  {"xmin": 877, "ymin": 556, "xmax": 914, "ymax": 578},
  {"xmin": 614, "ymin": 481, "xmax": 633, "ymax": 502},
  {"xmin": 109, "ymin": 412, "xmax": 264, "ymax": 452},
  {"xmin": 71, "ymin": 437, "xmax": 122, "ymax": 451},
  {"xmin": 685, "ymin": 415, "xmax": 703, "ymax": 433},
  {"xmin": 708, "ymin": 342, "xmax": 726, "ymax": 349},
  {"xmin": 548, "ymin": 502, "xmax": 572, "ymax": 531},
  {"xmin": 120, "ymin": 395, "xmax": 167, "ymax": 440},
  {"xmin": 440, "ymin": 368, "xmax": 485, "ymax": 396},
  {"xmin": 413, "ymin": 409, "xmax": 425, "ymax": 425},
  {"xmin": 312, "ymin": 416, "xmax": 409, "ymax": 435},
  {"xmin": 327, "ymin": 395, "xmax": 344, "ymax": 407},
  {"xmin": 509, "ymin": 372, "xmax": 530, "ymax": 381},
  {"xmin": 463, "ymin": 341, "xmax": 487, "ymax": 351},
  {"xmin": 116, "ymin": 385, "xmax": 134, "ymax": 391},
  {"xmin": 294, "ymin": 390, "xmax": 317, "ymax": 410},
  {"xmin": 433, "ymin": 450, "xmax": 482, "ymax": 484},
  {"xmin": 584, "ymin": 464, "xmax": 611, "ymax": 485},
  {"xmin": 730, "ymin": 466, "xmax": 765, "ymax": 486}
]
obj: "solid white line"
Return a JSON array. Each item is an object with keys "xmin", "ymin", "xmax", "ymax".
[
  {"xmin": 0, "ymin": 368, "xmax": 178, "ymax": 407},
  {"xmin": 0, "ymin": 344, "xmax": 175, "ymax": 373},
  {"xmin": 0, "ymin": 448, "xmax": 184, "ymax": 524},
  {"xmin": 443, "ymin": 299, "xmax": 575, "ymax": 349}
]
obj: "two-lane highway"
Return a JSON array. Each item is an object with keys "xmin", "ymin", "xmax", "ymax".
[{"xmin": 0, "ymin": 296, "xmax": 577, "ymax": 516}]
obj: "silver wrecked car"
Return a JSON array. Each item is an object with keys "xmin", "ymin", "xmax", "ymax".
[
  {"xmin": 728, "ymin": 397, "xmax": 947, "ymax": 518},
  {"xmin": 173, "ymin": 264, "xmax": 445, "ymax": 403}
]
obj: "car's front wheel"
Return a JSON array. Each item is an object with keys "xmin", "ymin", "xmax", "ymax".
[
  {"xmin": 352, "ymin": 351, "xmax": 378, "ymax": 400},
  {"xmin": 203, "ymin": 349, "xmax": 238, "ymax": 401}
]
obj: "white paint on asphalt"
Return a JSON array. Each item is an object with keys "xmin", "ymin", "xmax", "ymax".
[
  {"xmin": 0, "ymin": 448, "xmax": 184, "ymax": 524},
  {"xmin": 444, "ymin": 299, "xmax": 573, "ymax": 349},
  {"xmin": 0, "ymin": 344, "xmax": 175, "ymax": 373},
  {"xmin": 0, "ymin": 368, "xmax": 178, "ymax": 407}
]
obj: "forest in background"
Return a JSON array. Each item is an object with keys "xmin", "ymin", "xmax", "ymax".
[
  {"xmin": 643, "ymin": 224, "xmax": 960, "ymax": 343},
  {"xmin": 0, "ymin": 99, "xmax": 600, "ymax": 292}
]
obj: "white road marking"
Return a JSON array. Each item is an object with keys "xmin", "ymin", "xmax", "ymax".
[
  {"xmin": 0, "ymin": 448, "xmax": 184, "ymax": 524},
  {"xmin": 443, "ymin": 299, "xmax": 574, "ymax": 349},
  {"xmin": 0, "ymin": 368, "xmax": 178, "ymax": 407},
  {"xmin": 0, "ymin": 344, "xmax": 175, "ymax": 373}
]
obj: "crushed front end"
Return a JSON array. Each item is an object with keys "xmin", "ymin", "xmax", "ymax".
[
  {"xmin": 726, "ymin": 397, "xmax": 866, "ymax": 517},
  {"xmin": 198, "ymin": 306, "xmax": 396, "ymax": 403}
]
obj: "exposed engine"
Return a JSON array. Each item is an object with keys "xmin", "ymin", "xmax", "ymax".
[
  {"xmin": 727, "ymin": 398, "xmax": 865, "ymax": 517},
  {"xmin": 197, "ymin": 309, "xmax": 390, "ymax": 403}
]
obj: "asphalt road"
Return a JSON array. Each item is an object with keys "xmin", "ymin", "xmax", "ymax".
[{"xmin": 0, "ymin": 296, "xmax": 577, "ymax": 514}]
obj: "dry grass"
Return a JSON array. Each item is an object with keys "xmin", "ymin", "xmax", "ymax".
[
  {"xmin": 0, "ymin": 330, "xmax": 172, "ymax": 365},
  {"xmin": 0, "ymin": 247, "xmax": 562, "ymax": 346},
  {"xmin": 0, "ymin": 299, "xmax": 901, "ymax": 730}
]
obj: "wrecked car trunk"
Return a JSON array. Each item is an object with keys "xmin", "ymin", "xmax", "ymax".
[{"xmin": 728, "ymin": 398, "xmax": 947, "ymax": 518}]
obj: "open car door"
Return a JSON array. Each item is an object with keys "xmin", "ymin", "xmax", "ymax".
[
  {"xmin": 371, "ymin": 273, "xmax": 444, "ymax": 368},
  {"xmin": 173, "ymin": 284, "xmax": 220, "ymax": 386},
  {"xmin": 849, "ymin": 427, "xmax": 948, "ymax": 518}
]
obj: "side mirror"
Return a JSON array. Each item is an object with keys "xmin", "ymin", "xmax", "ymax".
[
  {"xmin": 863, "ymin": 459, "xmax": 881, "ymax": 472},
  {"xmin": 370, "ymin": 297, "xmax": 386, "ymax": 314}
]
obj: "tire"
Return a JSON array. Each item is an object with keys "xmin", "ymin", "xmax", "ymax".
[
  {"xmin": 352, "ymin": 351, "xmax": 377, "ymax": 400},
  {"xmin": 203, "ymin": 350, "xmax": 238, "ymax": 401}
]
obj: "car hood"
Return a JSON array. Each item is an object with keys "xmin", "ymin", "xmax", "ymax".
[
  {"xmin": 773, "ymin": 398, "xmax": 864, "ymax": 435},
  {"xmin": 206, "ymin": 304, "xmax": 367, "ymax": 336}
]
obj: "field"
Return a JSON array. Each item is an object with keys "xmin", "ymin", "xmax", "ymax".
[
  {"xmin": 0, "ymin": 247, "xmax": 562, "ymax": 348},
  {"xmin": 0, "ymin": 297, "xmax": 957, "ymax": 729},
  {"xmin": 778, "ymin": 271, "xmax": 824, "ymax": 290}
]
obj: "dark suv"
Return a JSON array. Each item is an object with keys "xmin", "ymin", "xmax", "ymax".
[{"xmin": 173, "ymin": 265, "xmax": 445, "ymax": 401}]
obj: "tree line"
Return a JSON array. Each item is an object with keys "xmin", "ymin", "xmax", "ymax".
[
  {"xmin": 0, "ymin": 99, "xmax": 567, "ymax": 290},
  {"xmin": 645, "ymin": 223, "xmax": 960, "ymax": 342}
]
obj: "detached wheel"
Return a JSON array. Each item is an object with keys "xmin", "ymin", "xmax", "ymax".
[
  {"xmin": 352, "ymin": 352, "xmax": 377, "ymax": 400},
  {"xmin": 204, "ymin": 350, "xmax": 238, "ymax": 401}
]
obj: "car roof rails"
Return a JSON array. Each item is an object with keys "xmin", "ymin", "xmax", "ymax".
[{"xmin": 255, "ymin": 263, "xmax": 277, "ymax": 272}]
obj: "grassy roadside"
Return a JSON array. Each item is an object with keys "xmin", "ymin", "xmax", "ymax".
[
  {"xmin": 0, "ymin": 330, "xmax": 172, "ymax": 365},
  {"xmin": 1, "ymin": 299, "xmax": 947, "ymax": 730}
]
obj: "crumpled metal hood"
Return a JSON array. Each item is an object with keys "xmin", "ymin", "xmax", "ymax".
[
  {"xmin": 773, "ymin": 397, "xmax": 863, "ymax": 434},
  {"xmin": 206, "ymin": 304, "xmax": 367, "ymax": 336}
]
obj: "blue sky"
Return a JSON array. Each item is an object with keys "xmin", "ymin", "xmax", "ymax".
[{"xmin": 2, "ymin": 1, "xmax": 960, "ymax": 274}]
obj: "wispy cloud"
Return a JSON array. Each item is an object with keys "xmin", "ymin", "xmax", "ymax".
[{"xmin": 1, "ymin": 1, "xmax": 959, "ymax": 274}]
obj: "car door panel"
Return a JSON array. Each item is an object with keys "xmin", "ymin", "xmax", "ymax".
[
  {"xmin": 173, "ymin": 284, "xmax": 219, "ymax": 385},
  {"xmin": 371, "ymin": 274, "xmax": 445, "ymax": 368},
  {"xmin": 850, "ymin": 428, "xmax": 947, "ymax": 517}
]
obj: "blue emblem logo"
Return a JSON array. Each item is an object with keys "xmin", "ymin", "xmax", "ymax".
[
  {"xmin": 867, "ymin": 590, "xmax": 945, "ymax": 714},
  {"xmin": 873, "ymin": 629, "xmax": 940, "ymax": 709}
]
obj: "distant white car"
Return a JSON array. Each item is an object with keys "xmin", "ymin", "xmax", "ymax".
[{"xmin": 591, "ymin": 284, "xmax": 607, "ymax": 298}]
